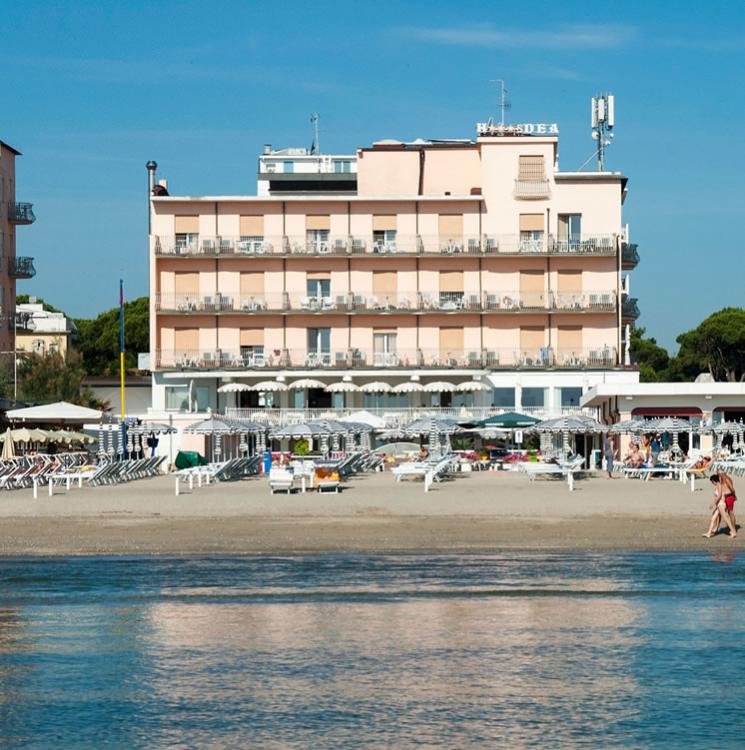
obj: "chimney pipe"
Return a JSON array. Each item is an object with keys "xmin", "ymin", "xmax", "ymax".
[
  {"xmin": 146, "ymin": 161, "xmax": 157, "ymax": 235},
  {"xmin": 263, "ymin": 144, "xmax": 271, "ymax": 155}
]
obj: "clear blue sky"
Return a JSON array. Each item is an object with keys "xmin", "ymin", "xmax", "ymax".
[{"xmin": 2, "ymin": 0, "xmax": 743, "ymax": 351}]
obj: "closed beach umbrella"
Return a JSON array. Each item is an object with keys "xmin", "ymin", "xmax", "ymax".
[{"xmin": 1, "ymin": 428, "xmax": 15, "ymax": 460}]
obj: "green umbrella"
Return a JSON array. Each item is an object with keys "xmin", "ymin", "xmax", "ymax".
[{"xmin": 478, "ymin": 411, "xmax": 541, "ymax": 429}]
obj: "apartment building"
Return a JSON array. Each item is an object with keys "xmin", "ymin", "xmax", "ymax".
[
  {"xmin": 148, "ymin": 120, "xmax": 640, "ymax": 421},
  {"xmin": 0, "ymin": 140, "xmax": 36, "ymax": 354}
]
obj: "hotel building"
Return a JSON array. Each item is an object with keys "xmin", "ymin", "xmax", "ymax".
[
  {"xmin": 148, "ymin": 118, "xmax": 640, "ymax": 423},
  {"xmin": 0, "ymin": 140, "xmax": 36, "ymax": 354}
]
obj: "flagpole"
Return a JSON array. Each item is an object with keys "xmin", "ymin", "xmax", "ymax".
[{"xmin": 119, "ymin": 279, "xmax": 126, "ymax": 459}]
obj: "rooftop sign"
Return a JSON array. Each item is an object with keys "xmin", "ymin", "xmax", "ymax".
[{"xmin": 476, "ymin": 122, "xmax": 559, "ymax": 136}]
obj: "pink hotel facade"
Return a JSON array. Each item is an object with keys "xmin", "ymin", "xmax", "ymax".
[{"xmin": 148, "ymin": 125, "xmax": 641, "ymax": 419}]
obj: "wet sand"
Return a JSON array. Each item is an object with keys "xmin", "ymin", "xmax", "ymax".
[{"xmin": 0, "ymin": 471, "xmax": 739, "ymax": 555}]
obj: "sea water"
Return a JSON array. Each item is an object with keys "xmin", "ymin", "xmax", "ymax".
[{"xmin": 0, "ymin": 552, "xmax": 743, "ymax": 749}]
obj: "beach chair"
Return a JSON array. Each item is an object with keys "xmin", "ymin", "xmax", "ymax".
[{"xmin": 269, "ymin": 467, "xmax": 295, "ymax": 494}]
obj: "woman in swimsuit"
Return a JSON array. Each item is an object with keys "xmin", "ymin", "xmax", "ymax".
[{"xmin": 703, "ymin": 473, "xmax": 737, "ymax": 539}]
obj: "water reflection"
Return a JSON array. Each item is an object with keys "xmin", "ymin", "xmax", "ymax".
[{"xmin": 0, "ymin": 553, "xmax": 743, "ymax": 748}]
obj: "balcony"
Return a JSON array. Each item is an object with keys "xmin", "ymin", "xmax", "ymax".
[
  {"xmin": 155, "ymin": 346, "xmax": 618, "ymax": 371},
  {"xmin": 622, "ymin": 296, "xmax": 640, "ymax": 320},
  {"xmin": 621, "ymin": 242, "xmax": 639, "ymax": 269},
  {"xmin": 153, "ymin": 233, "xmax": 620, "ymax": 258},
  {"xmin": 513, "ymin": 179, "xmax": 551, "ymax": 200},
  {"xmin": 7, "ymin": 202, "xmax": 35, "ymax": 224},
  {"xmin": 156, "ymin": 290, "xmax": 618, "ymax": 315},
  {"xmin": 8, "ymin": 256, "xmax": 36, "ymax": 279}
]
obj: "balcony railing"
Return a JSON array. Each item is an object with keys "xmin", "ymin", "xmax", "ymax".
[
  {"xmin": 622, "ymin": 297, "xmax": 640, "ymax": 320},
  {"xmin": 8, "ymin": 256, "xmax": 36, "ymax": 279},
  {"xmin": 513, "ymin": 179, "xmax": 551, "ymax": 199},
  {"xmin": 155, "ymin": 290, "xmax": 618, "ymax": 315},
  {"xmin": 621, "ymin": 241, "xmax": 640, "ymax": 269},
  {"xmin": 7, "ymin": 202, "xmax": 35, "ymax": 224},
  {"xmin": 153, "ymin": 234, "xmax": 619, "ymax": 258},
  {"xmin": 224, "ymin": 405, "xmax": 596, "ymax": 426},
  {"xmin": 155, "ymin": 346, "xmax": 618, "ymax": 371}
]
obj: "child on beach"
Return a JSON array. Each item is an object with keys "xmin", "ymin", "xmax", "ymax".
[{"xmin": 703, "ymin": 473, "xmax": 737, "ymax": 539}]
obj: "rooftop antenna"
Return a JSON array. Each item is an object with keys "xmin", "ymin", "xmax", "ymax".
[
  {"xmin": 310, "ymin": 113, "xmax": 320, "ymax": 155},
  {"xmin": 490, "ymin": 79, "xmax": 511, "ymax": 126},
  {"xmin": 591, "ymin": 93, "xmax": 614, "ymax": 171}
]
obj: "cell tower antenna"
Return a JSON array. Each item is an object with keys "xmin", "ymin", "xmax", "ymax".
[
  {"xmin": 310, "ymin": 113, "xmax": 320, "ymax": 155},
  {"xmin": 591, "ymin": 93, "xmax": 615, "ymax": 171},
  {"xmin": 490, "ymin": 79, "xmax": 511, "ymax": 126}
]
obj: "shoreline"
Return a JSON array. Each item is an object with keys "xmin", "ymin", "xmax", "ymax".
[{"xmin": 0, "ymin": 472, "xmax": 738, "ymax": 556}]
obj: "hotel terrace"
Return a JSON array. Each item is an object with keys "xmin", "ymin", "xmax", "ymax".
[{"xmin": 148, "ymin": 118, "xmax": 641, "ymax": 424}]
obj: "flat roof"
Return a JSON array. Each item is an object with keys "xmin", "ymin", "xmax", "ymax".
[
  {"xmin": 152, "ymin": 194, "xmax": 484, "ymax": 203},
  {"xmin": 581, "ymin": 382, "xmax": 745, "ymax": 408}
]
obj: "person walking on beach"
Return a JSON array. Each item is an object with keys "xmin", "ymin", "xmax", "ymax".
[
  {"xmin": 603, "ymin": 433, "xmax": 614, "ymax": 479},
  {"xmin": 703, "ymin": 472, "xmax": 737, "ymax": 539}
]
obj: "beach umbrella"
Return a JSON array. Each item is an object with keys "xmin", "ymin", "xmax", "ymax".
[
  {"xmin": 184, "ymin": 417, "xmax": 240, "ymax": 461},
  {"xmin": 360, "ymin": 381, "xmax": 392, "ymax": 393},
  {"xmin": 324, "ymin": 381, "xmax": 360, "ymax": 393},
  {"xmin": 422, "ymin": 381, "xmax": 457, "ymax": 392},
  {"xmin": 271, "ymin": 422, "xmax": 333, "ymax": 439},
  {"xmin": 403, "ymin": 417, "xmax": 463, "ymax": 436},
  {"xmin": 530, "ymin": 414, "xmax": 604, "ymax": 458},
  {"xmin": 645, "ymin": 416, "xmax": 693, "ymax": 455},
  {"xmin": 1, "ymin": 428, "xmax": 15, "ymax": 460},
  {"xmin": 456, "ymin": 381, "xmax": 492, "ymax": 392},
  {"xmin": 392, "ymin": 381, "xmax": 424, "ymax": 393},
  {"xmin": 217, "ymin": 382, "xmax": 252, "ymax": 393},
  {"xmin": 608, "ymin": 418, "xmax": 649, "ymax": 435},
  {"xmin": 289, "ymin": 378, "xmax": 327, "ymax": 389},
  {"xmin": 478, "ymin": 411, "xmax": 540, "ymax": 429},
  {"xmin": 250, "ymin": 380, "xmax": 288, "ymax": 392},
  {"xmin": 338, "ymin": 410, "xmax": 386, "ymax": 429}
]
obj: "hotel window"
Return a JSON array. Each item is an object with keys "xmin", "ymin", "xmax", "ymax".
[
  {"xmin": 174, "ymin": 216, "xmax": 199, "ymax": 251},
  {"xmin": 165, "ymin": 385, "xmax": 209, "ymax": 412},
  {"xmin": 373, "ymin": 329, "xmax": 397, "ymax": 366},
  {"xmin": 492, "ymin": 387, "xmax": 515, "ymax": 408},
  {"xmin": 239, "ymin": 216, "xmax": 265, "ymax": 252},
  {"xmin": 240, "ymin": 328, "xmax": 264, "ymax": 366},
  {"xmin": 521, "ymin": 387, "xmax": 546, "ymax": 408},
  {"xmin": 518, "ymin": 155, "xmax": 545, "ymax": 180},
  {"xmin": 372, "ymin": 215, "xmax": 397, "ymax": 252},
  {"xmin": 306, "ymin": 273, "xmax": 331, "ymax": 300},
  {"xmin": 439, "ymin": 270, "xmax": 464, "ymax": 307},
  {"xmin": 558, "ymin": 214, "xmax": 582, "ymax": 246},
  {"xmin": 283, "ymin": 160, "xmax": 294, "ymax": 173},
  {"xmin": 519, "ymin": 214, "xmax": 545, "ymax": 252},
  {"xmin": 307, "ymin": 327, "xmax": 331, "ymax": 365},
  {"xmin": 363, "ymin": 392, "xmax": 407, "ymax": 410},
  {"xmin": 560, "ymin": 387, "xmax": 583, "ymax": 407},
  {"xmin": 334, "ymin": 160, "xmax": 352, "ymax": 173},
  {"xmin": 306, "ymin": 215, "xmax": 330, "ymax": 252}
]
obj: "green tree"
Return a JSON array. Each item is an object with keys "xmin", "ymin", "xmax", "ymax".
[
  {"xmin": 629, "ymin": 327, "xmax": 670, "ymax": 382},
  {"xmin": 671, "ymin": 308, "xmax": 745, "ymax": 382},
  {"xmin": 74, "ymin": 296, "xmax": 149, "ymax": 375},
  {"xmin": 17, "ymin": 350, "xmax": 105, "ymax": 407}
]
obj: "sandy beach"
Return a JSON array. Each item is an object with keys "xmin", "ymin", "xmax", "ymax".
[{"xmin": 0, "ymin": 469, "xmax": 739, "ymax": 555}]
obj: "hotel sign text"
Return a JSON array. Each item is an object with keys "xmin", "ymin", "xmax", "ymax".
[{"xmin": 476, "ymin": 122, "xmax": 559, "ymax": 136}]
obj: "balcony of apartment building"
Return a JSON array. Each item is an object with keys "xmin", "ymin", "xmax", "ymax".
[
  {"xmin": 7, "ymin": 202, "xmax": 35, "ymax": 225},
  {"xmin": 622, "ymin": 296, "xmax": 640, "ymax": 322},
  {"xmin": 155, "ymin": 346, "xmax": 618, "ymax": 371},
  {"xmin": 152, "ymin": 232, "xmax": 620, "ymax": 259},
  {"xmin": 621, "ymin": 241, "xmax": 640, "ymax": 269},
  {"xmin": 155, "ymin": 289, "xmax": 617, "ymax": 316},
  {"xmin": 8, "ymin": 256, "xmax": 36, "ymax": 279}
]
